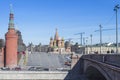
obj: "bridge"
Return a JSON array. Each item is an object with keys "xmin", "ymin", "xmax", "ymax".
[{"xmin": 81, "ymin": 54, "xmax": 120, "ymax": 80}]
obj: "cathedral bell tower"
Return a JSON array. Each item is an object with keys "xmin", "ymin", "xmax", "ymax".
[{"xmin": 5, "ymin": 5, "xmax": 18, "ymax": 68}]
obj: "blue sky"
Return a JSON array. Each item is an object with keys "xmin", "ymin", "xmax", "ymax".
[{"xmin": 0, "ymin": 0, "xmax": 120, "ymax": 45}]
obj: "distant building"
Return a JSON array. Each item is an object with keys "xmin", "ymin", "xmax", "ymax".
[
  {"xmin": 40, "ymin": 45, "xmax": 49, "ymax": 52},
  {"xmin": 16, "ymin": 30, "xmax": 26, "ymax": 66},
  {"xmin": 27, "ymin": 42, "xmax": 35, "ymax": 52},
  {"xmin": 72, "ymin": 45, "xmax": 120, "ymax": 54},
  {"xmin": 0, "ymin": 39, "xmax": 5, "ymax": 67},
  {"xmin": 65, "ymin": 41, "xmax": 71, "ymax": 52},
  {"xmin": 27, "ymin": 43, "xmax": 49, "ymax": 53},
  {"xmin": 0, "ymin": 39, "xmax": 5, "ymax": 48},
  {"xmin": 17, "ymin": 30, "xmax": 26, "ymax": 52},
  {"xmin": 49, "ymin": 29, "xmax": 71, "ymax": 53},
  {"xmin": 34, "ymin": 43, "xmax": 42, "ymax": 52}
]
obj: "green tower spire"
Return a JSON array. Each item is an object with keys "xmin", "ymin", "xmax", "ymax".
[{"xmin": 8, "ymin": 4, "xmax": 14, "ymax": 29}]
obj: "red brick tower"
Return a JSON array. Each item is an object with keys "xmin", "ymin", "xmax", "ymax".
[{"xmin": 5, "ymin": 5, "xmax": 18, "ymax": 68}]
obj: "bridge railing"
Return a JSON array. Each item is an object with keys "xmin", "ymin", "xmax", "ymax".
[{"xmin": 82, "ymin": 54, "xmax": 120, "ymax": 67}]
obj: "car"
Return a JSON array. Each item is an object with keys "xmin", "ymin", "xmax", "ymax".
[
  {"xmin": 15, "ymin": 67, "xmax": 21, "ymax": 71},
  {"xmin": 28, "ymin": 66, "xmax": 48, "ymax": 71},
  {"xmin": 35, "ymin": 67, "xmax": 42, "ymax": 71},
  {"xmin": 28, "ymin": 67, "xmax": 36, "ymax": 71},
  {"xmin": 43, "ymin": 68, "xmax": 49, "ymax": 71},
  {"xmin": 56, "ymin": 68, "xmax": 64, "ymax": 71},
  {"xmin": 1, "ymin": 67, "xmax": 10, "ymax": 71},
  {"xmin": 56, "ymin": 68, "xmax": 70, "ymax": 71}
]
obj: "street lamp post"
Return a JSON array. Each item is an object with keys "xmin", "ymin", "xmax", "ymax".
[
  {"xmin": 114, "ymin": 4, "xmax": 120, "ymax": 53},
  {"xmin": 100, "ymin": 24, "xmax": 102, "ymax": 54},
  {"xmin": 80, "ymin": 32, "xmax": 85, "ymax": 46},
  {"xmin": 83, "ymin": 37, "xmax": 88, "ymax": 54},
  {"xmin": 90, "ymin": 34, "xmax": 93, "ymax": 53}
]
